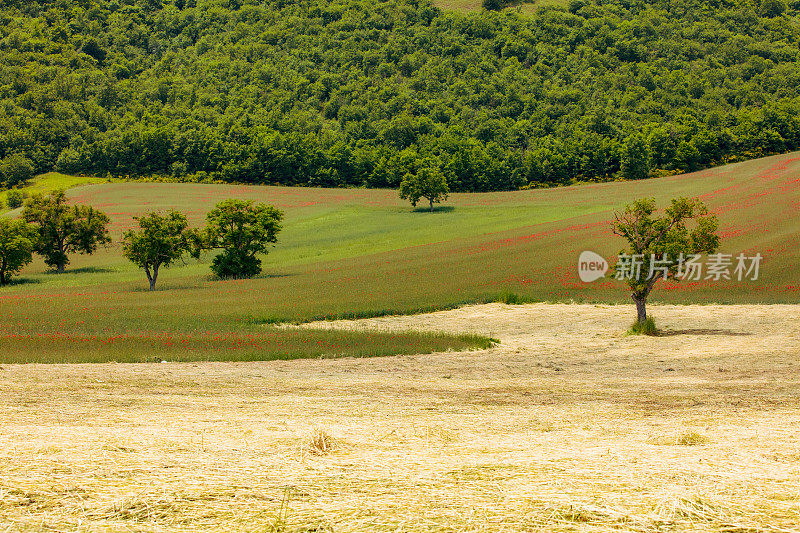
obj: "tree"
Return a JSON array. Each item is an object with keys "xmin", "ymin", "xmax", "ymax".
[
  {"xmin": 122, "ymin": 211, "xmax": 200, "ymax": 291},
  {"xmin": 204, "ymin": 199, "xmax": 283, "ymax": 278},
  {"xmin": 0, "ymin": 154, "xmax": 35, "ymax": 188},
  {"xmin": 620, "ymin": 134, "xmax": 650, "ymax": 180},
  {"xmin": 612, "ymin": 197, "xmax": 719, "ymax": 327},
  {"xmin": 759, "ymin": 0, "xmax": 787, "ymax": 17},
  {"xmin": 23, "ymin": 190, "xmax": 111, "ymax": 273},
  {"xmin": 6, "ymin": 190, "xmax": 24, "ymax": 209},
  {"xmin": 399, "ymin": 163, "xmax": 449, "ymax": 212},
  {"xmin": 0, "ymin": 218, "xmax": 35, "ymax": 286}
]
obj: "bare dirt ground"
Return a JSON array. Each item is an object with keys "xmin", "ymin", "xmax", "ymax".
[{"xmin": 1, "ymin": 303, "xmax": 799, "ymax": 532}]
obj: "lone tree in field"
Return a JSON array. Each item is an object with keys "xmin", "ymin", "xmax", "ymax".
[
  {"xmin": 399, "ymin": 163, "xmax": 449, "ymax": 212},
  {"xmin": 23, "ymin": 190, "xmax": 111, "ymax": 273},
  {"xmin": 123, "ymin": 211, "xmax": 200, "ymax": 291},
  {"xmin": 204, "ymin": 199, "xmax": 283, "ymax": 278},
  {"xmin": 0, "ymin": 218, "xmax": 35, "ymax": 285},
  {"xmin": 612, "ymin": 197, "xmax": 719, "ymax": 327}
]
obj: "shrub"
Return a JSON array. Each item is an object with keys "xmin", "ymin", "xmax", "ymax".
[
  {"xmin": 497, "ymin": 290, "xmax": 524, "ymax": 305},
  {"xmin": 6, "ymin": 190, "xmax": 24, "ymax": 209},
  {"xmin": 210, "ymin": 250, "xmax": 262, "ymax": 279},
  {"xmin": 628, "ymin": 316, "xmax": 658, "ymax": 336}
]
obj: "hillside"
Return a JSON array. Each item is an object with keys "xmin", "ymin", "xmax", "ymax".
[
  {"xmin": 1, "ymin": 152, "xmax": 798, "ymax": 347},
  {"xmin": 3, "ymin": 0, "xmax": 800, "ymax": 191}
]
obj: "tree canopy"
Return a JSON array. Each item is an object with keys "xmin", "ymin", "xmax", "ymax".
[
  {"xmin": 22, "ymin": 190, "xmax": 111, "ymax": 272},
  {"xmin": 3, "ymin": 0, "xmax": 800, "ymax": 190},
  {"xmin": 399, "ymin": 162, "xmax": 450, "ymax": 211},
  {"xmin": 122, "ymin": 211, "xmax": 200, "ymax": 290},
  {"xmin": 0, "ymin": 217, "xmax": 35, "ymax": 285},
  {"xmin": 612, "ymin": 197, "xmax": 720, "ymax": 326},
  {"xmin": 204, "ymin": 199, "xmax": 283, "ymax": 278}
]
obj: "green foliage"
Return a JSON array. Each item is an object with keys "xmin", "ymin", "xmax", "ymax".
[
  {"xmin": 0, "ymin": 155, "xmax": 34, "ymax": 188},
  {"xmin": 621, "ymin": 134, "xmax": 650, "ymax": 181},
  {"xmin": 122, "ymin": 211, "xmax": 200, "ymax": 290},
  {"xmin": 6, "ymin": 190, "xmax": 24, "ymax": 209},
  {"xmin": 627, "ymin": 316, "xmax": 658, "ymax": 336},
  {"xmin": 204, "ymin": 199, "xmax": 283, "ymax": 278},
  {"xmin": 399, "ymin": 162, "xmax": 450, "ymax": 211},
  {"xmin": 483, "ymin": 0, "xmax": 506, "ymax": 10},
  {"xmin": 2, "ymin": 0, "xmax": 800, "ymax": 189},
  {"xmin": 0, "ymin": 218, "xmax": 35, "ymax": 285},
  {"xmin": 613, "ymin": 197, "xmax": 720, "ymax": 323},
  {"xmin": 497, "ymin": 290, "xmax": 526, "ymax": 304},
  {"xmin": 760, "ymin": 0, "xmax": 788, "ymax": 17},
  {"xmin": 22, "ymin": 190, "xmax": 111, "ymax": 273}
]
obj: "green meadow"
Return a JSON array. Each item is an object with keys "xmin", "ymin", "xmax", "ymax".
[{"xmin": 1, "ymin": 152, "xmax": 799, "ymax": 363}]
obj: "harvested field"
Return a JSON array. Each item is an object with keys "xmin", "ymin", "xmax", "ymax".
[{"xmin": 1, "ymin": 303, "xmax": 799, "ymax": 531}]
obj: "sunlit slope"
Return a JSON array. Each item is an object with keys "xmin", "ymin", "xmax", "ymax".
[{"xmin": 2, "ymin": 152, "xmax": 799, "ymax": 337}]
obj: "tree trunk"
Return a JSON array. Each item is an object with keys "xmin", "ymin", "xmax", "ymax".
[
  {"xmin": 633, "ymin": 295, "xmax": 647, "ymax": 323},
  {"xmin": 56, "ymin": 262, "xmax": 65, "ymax": 274},
  {"xmin": 145, "ymin": 265, "xmax": 158, "ymax": 291},
  {"xmin": 429, "ymin": 198, "xmax": 434, "ymax": 212}
]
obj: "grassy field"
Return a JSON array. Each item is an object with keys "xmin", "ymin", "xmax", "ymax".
[
  {"xmin": 2, "ymin": 303, "xmax": 798, "ymax": 531},
  {"xmin": 0, "ymin": 172, "xmax": 106, "ymax": 213},
  {"xmin": 0, "ymin": 152, "xmax": 799, "ymax": 362}
]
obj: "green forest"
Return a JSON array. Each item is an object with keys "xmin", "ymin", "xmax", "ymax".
[{"xmin": 2, "ymin": 0, "xmax": 800, "ymax": 191}]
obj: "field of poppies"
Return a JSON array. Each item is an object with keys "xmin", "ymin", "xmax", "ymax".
[{"xmin": 1, "ymin": 152, "xmax": 798, "ymax": 363}]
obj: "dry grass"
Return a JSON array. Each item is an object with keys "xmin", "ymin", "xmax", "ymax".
[
  {"xmin": 306, "ymin": 428, "xmax": 337, "ymax": 456},
  {"xmin": 1, "ymin": 303, "xmax": 800, "ymax": 531}
]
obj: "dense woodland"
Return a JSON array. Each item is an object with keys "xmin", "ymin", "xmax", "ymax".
[{"xmin": 2, "ymin": 0, "xmax": 800, "ymax": 190}]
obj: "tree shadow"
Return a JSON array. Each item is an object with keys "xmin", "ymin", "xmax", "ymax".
[
  {"xmin": 411, "ymin": 205, "xmax": 455, "ymax": 213},
  {"xmin": 0, "ymin": 277, "xmax": 41, "ymax": 288},
  {"xmin": 658, "ymin": 328, "xmax": 752, "ymax": 337},
  {"xmin": 43, "ymin": 267, "xmax": 116, "ymax": 275},
  {"xmin": 203, "ymin": 272, "xmax": 294, "ymax": 283}
]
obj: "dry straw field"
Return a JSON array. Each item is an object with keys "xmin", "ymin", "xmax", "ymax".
[{"xmin": 2, "ymin": 303, "xmax": 799, "ymax": 532}]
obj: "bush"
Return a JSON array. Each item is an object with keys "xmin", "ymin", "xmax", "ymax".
[
  {"xmin": 6, "ymin": 190, "xmax": 24, "ymax": 209},
  {"xmin": 497, "ymin": 290, "xmax": 524, "ymax": 305},
  {"xmin": 628, "ymin": 316, "xmax": 658, "ymax": 336},
  {"xmin": 210, "ymin": 250, "xmax": 262, "ymax": 279},
  {"xmin": 482, "ymin": 0, "xmax": 505, "ymax": 10},
  {"xmin": 0, "ymin": 155, "xmax": 35, "ymax": 188}
]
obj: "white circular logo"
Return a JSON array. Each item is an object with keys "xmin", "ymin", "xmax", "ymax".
[{"xmin": 578, "ymin": 251, "xmax": 608, "ymax": 283}]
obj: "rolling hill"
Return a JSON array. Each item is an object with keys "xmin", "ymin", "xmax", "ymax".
[
  {"xmin": 0, "ymin": 152, "xmax": 798, "ymax": 362},
  {"xmin": 4, "ymin": 0, "xmax": 800, "ymax": 191}
]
